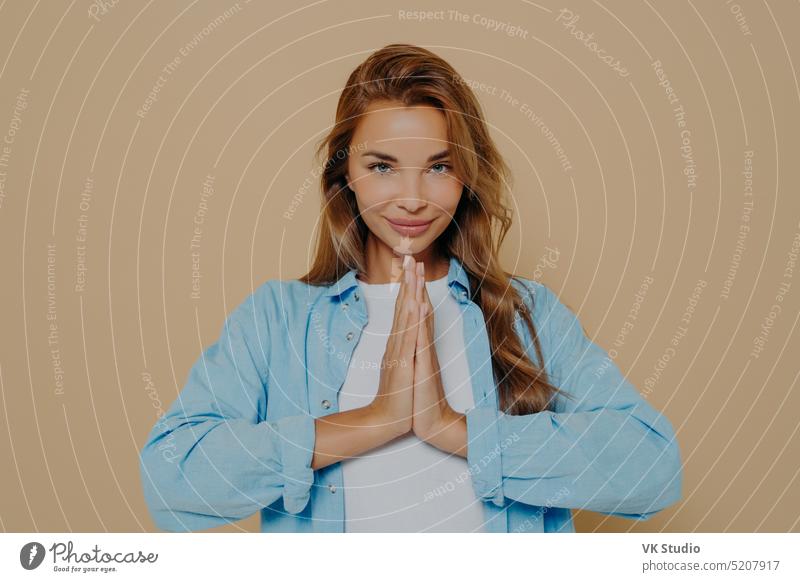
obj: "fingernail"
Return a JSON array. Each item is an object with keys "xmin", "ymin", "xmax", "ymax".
[{"xmin": 403, "ymin": 254, "xmax": 411, "ymax": 269}]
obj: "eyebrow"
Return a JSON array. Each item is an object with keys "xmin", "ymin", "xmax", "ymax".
[{"xmin": 361, "ymin": 149, "xmax": 450, "ymax": 163}]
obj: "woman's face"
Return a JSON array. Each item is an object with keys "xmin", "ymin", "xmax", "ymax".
[{"xmin": 345, "ymin": 99, "xmax": 464, "ymax": 258}]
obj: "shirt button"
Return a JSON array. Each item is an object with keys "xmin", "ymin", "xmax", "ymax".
[
  {"xmin": 321, "ymin": 399, "xmax": 331, "ymax": 409},
  {"xmin": 342, "ymin": 302, "xmax": 349, "ymax": 310},
  {"xmin": 328, "ymin": 484, "xmax": 337, "ymax": 493},
  {"xmin": 354, "ymin": 292, "xmax": 360, "ymax": 301},
  {"xmin": 346, "ymin": 331, "xmax": 354, "ymax": 341}
]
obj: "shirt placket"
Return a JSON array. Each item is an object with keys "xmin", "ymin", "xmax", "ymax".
[
  {"xmin": 306, "ymin": 288, "xmax": 368, "ymax": 532},
  {"xmin": 458, "ymin": 291, "xmax": 510, "ymax": 533}
]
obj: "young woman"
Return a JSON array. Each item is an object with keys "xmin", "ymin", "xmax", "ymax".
[{"xmin": 140, "ymin": 44, "xmax": 682, "ymax": 533}]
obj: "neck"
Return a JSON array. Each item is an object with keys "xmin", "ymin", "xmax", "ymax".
[{"xmin": 359, "ymin": 235, "xmax": 449, "ymax": 284}]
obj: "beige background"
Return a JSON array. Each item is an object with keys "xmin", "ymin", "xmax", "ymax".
[{"xmin": 0, "ymin": 0, "xmax": 798, "ymax": 533}]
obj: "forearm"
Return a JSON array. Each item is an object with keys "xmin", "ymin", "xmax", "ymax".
[
  {"xmin": 311, "ymin": 404, "xmax": 409, "ymax": 470},
  {"xmin": 141, "ymin": 414, "xmax": 314, "ymax": 530},
  {"xmin": 467, "ymin": 405, "xmax": 683, "ymax": 514},
  {"xmin": 423, "ymin": 409, "xmax": 467, "ymax": 458}
]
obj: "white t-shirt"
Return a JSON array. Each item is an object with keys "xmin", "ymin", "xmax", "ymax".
[{"xmin": 338, "ymin": 273, "xmax": 486, "ymax": 532}]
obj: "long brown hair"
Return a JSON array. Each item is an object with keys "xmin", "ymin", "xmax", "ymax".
[{"xmin": 299, "ymin": 43, "xmax": 568, "ymax": 415}]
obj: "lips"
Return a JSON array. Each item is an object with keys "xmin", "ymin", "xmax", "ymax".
[
  {"xmin": 386, "ymin": 217, "xmax": 434, "ymax": 236},
  {"xmin": 387, "ymin": 217, "xmax": 433, "ymax": 226}
]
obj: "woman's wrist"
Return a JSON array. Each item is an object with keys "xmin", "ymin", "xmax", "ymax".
[
  {"xmin": 421, "ymin": 408, "xmax": 468, "ymax": 457},
  {"xmin": 365, "ymin": 401, "xmax": 412, "ymax": 439}
]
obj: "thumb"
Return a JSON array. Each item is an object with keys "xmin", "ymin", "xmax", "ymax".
[{"xmin": 416, "ymin": 303, "xmax": 430, "ymax": 351}]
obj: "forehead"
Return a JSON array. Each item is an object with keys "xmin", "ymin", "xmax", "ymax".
[{"xmin": 352, "ymin": 100, "xmax": 449, "ymax": 152}]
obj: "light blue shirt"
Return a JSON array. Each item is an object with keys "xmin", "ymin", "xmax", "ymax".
[{"xmin": 139, "ymin": 255, "xmax": 682, "ymax": 532}]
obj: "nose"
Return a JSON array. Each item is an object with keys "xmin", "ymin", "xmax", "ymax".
[{"xmin": 395, "ymin": 171, "xmax": 427, "ymax": 213}]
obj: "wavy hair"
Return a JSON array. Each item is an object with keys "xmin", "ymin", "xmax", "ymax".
[{"xmin": 299, "ymin": 43, "xmax": 569, "ymax": 415}]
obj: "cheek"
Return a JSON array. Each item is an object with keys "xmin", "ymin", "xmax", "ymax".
[
  {"xmin": 354, "ymin": 188, "xmax": 391, "ymax": 220},
  {"xmin": 353, "ymin": 175, "xmax": 396, "ymax": 211},
  {"xmin": 428, "ymin": 179, "xmax": 463, "ymax": 216},
  {"xmin": 361, "ymin": 176, "xmax": 398, "ymax": 200}
]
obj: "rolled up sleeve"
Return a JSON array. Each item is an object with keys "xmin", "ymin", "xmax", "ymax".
[
  {"xmin": 465, "ymin": 282, "xmax": 683, "ymax": 519},
  {"xmin": 139, "ymin": 292, "xmax": 316, "ymax": 532}
]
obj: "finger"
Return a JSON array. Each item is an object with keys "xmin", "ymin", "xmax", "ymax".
[
  {"xmin": 400, "ymin": 254, "xmax": 413, "ymax": 303},
  {"xmin": 391, "ymin": 256, "xmax": 406, "ymax": 312},
  {"xmin": 415, "ymin": 261, "xmax": 424, "ymax": 304},
  {"xmin": 400, "ymin": 254, "xmax": 412, "ymax": 298},
  {"xmin": 416, "ymin": 303, "xmax": 428, "ymax": 351},
  {"xmin": 402, "ymin": 291, "xmax": 420, "ymax": 355},
  {"xmin": 401, "ymin": 256, "xmax": 418, "ymax": 330},
  {"xmin": 391, "ymin": 255, "xmax": 412, "ymax": 335},
  {"xmin": 417, "ymin": 265, "xmax": 427, "ymax": 337},
  {"xmin": 417, "ymin": 278, "xmax": 432, "ymax": 332},
  {"xmin": 421, "ymin": 276, "xmax": 433, "ymax": 308},
  {"xmin": 390, "ymin": 253, "xmax": 404, "ymax": 283},
  {"xmin": 398, "ymin": 258, "xmax": 417, "ymax": 338},
  {"xmin": 403, "ymin": 255, "xmax": 417, "ymax": 308},
  {"xmin": 399, "ymin": 258, "xmax": 421, "ymax": 341},
  {"xmin": 423, "ymin": 301, "xmax": 433, "ymax": 343}
]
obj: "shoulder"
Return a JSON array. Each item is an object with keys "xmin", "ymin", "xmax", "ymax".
[
  {"xmin": 229, "ymin": 277, "xmax": 329, "ymax": 327},
  {"xmin": 251, "ymin": 279, "xmax": 328, "ymax": 317},
  {"xmin": 508, "ymin": 275, "xmax": 559, "ymax": 323},
  {"xmin": 507, "ymin": 275, "xmax": 586, "ymax": 348}
]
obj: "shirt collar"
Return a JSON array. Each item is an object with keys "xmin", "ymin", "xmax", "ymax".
[{"xmin": 323, "ymin": 255, "xmax": 472, "ymax": 302}]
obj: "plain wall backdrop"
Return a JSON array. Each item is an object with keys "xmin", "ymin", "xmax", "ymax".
[{"xmin": 0, "ymin": 0, "xmax": 798, "ymax": 532}]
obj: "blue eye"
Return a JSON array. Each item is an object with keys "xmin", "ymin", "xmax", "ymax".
[
  {"xmin": 368, "ymin": 162, "xmax": 393, "ymax": 174},
  {"xmin": 430, "ymin": 162, "xmax": 451, "ymax": 174}
]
